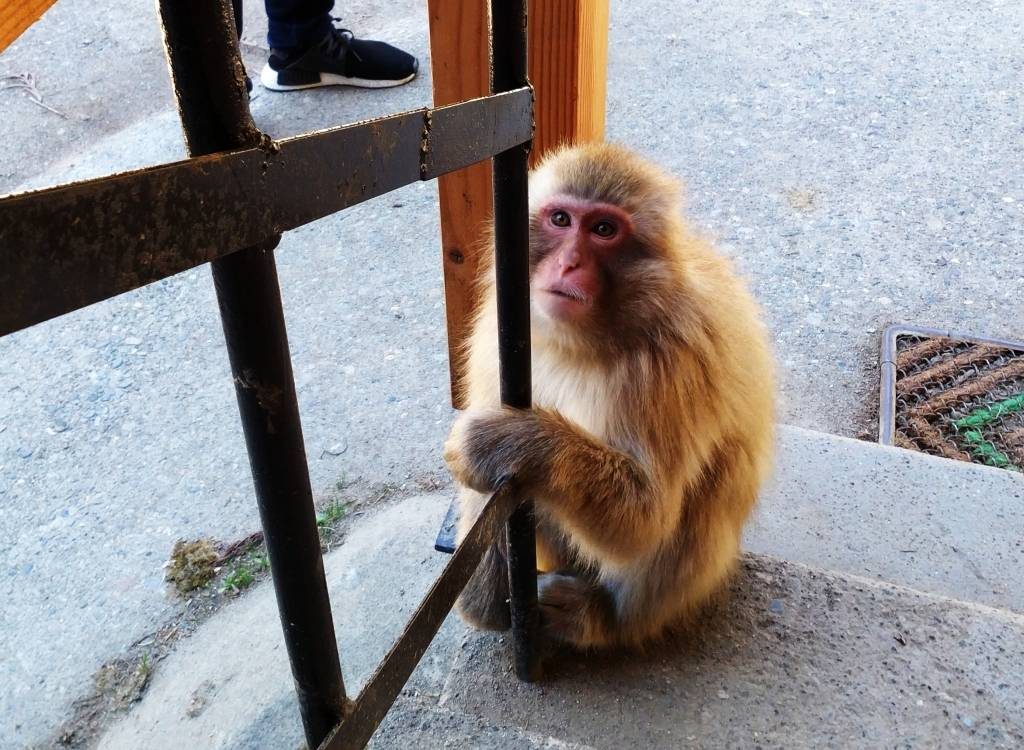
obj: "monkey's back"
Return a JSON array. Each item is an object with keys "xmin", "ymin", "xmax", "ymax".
[{"xmin": 630, "ymin": 232, "xmax": 775, "ymax": 638}]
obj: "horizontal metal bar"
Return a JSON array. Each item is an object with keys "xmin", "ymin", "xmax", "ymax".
[
  {"xmin": 318, "ymin": 484, "xmax": 520, "ymax": 750},
  {"xmin": 424, "ymin": 87, "xmax": 533, "ymax": 179},
  {"xmin": 0, "ymin": 87, "xmax": 532, "ymax": 338}
]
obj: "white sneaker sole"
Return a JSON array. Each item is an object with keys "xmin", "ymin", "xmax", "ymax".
[{"xmin": 260, "ymin": 64, "xmax": 416, "ymax": 91}]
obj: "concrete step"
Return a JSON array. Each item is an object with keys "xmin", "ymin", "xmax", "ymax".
[
  {"xmin": 95, "ymin": 429, "xmax": 1024, "ymax": 748},
  {"xmin": 370, "ymin": 702, "xmax": 594, "ymax": 749},
  {"xmin": 751, "ymin": 426, "xmax": 1024, "ymax": 612},
  {"xmin": 420, "ymin": 553, "xmax": 1024, "ymax": 749},
  {"xmin": 95, "ymin": 493, "xmax": 456, "ymax": 750}
]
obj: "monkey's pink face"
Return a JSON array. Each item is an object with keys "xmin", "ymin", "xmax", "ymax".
[{"xmin": 531, "ymin": 195, "xmax": 634, "ymax": 325}]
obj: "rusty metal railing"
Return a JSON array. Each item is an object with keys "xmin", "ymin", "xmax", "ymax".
[{"xmin": 0, "ymin": 1, "xmax": 538, "ymax": 747}]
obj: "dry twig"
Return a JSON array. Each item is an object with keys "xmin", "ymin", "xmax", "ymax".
[{"xmin": 1, "ymin": 72, "xmax": 68, "ymax": 118}]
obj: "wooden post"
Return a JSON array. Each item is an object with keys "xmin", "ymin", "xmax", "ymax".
[
  {"xmin": 526, "ymin": 0, "xmax": 609, "ymax": 166},
  {"xmin": 427, "ymin": 0, "xmax": 493, "ymax": 406},
  {"xmin": 1, "ymin": 0, "xmax": 58, "ymax": 53},
  {"xmin": 428, "ymin": 0, "xmax": 609, "ymax": 405}
]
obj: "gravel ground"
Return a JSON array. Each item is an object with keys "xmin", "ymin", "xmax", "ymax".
[
  {"xmin": 1, "ymin": 0, "xmax": 1022, "ymax": 746},
  {"xmin": 607, "ymin": 0, "xmax": 1024, "ymax": 436}
]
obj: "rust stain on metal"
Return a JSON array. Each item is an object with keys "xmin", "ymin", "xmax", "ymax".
[
  {"xmin": 419, "ymin": 109, "xmax": 433, "ymax": 177},
  {"xmin": 235, "ymin": 369, "xmax": 286, "ymax": 414},
  {"xmin": 0, "ymin": 88, "xmax": 532, "ymax": 337}
]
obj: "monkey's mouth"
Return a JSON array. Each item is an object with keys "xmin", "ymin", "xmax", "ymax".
[{"xmin": 543, "ymin": 284, "xmax": 590, "ymax": 305}]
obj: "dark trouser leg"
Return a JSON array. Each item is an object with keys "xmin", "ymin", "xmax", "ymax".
[
  {"xmin": 232, "ymin": 0, "xmax": 243, "ymax": 37},
  {"xmin": 264, "ymin": 0, "xmax": 334, "ymax": 50}
]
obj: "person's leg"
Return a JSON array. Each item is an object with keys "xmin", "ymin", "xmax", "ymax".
[
  {"xmin": 232, "ymin": 0, "xmax": 244, "ymax": 37},
  {"xmin": 264, "ymin": 0, "xmax": 333, "ymax": 51},
  {"xmin": 232, "ymin": 0, "xmax": 253, "ymax": 94},
  {"xmin": 261, "ymin": 0, "xmax": 418, "ymax": 91}
]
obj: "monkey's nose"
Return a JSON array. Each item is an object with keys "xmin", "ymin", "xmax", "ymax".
[{"xmin": 559, "ymin": 250, "xmax": 582, "ymax": 271}]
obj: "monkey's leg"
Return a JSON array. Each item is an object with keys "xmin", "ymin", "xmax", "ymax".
[
  {"xmin": 454, "ymin": 487, "xmax": 511, "ymax": 630},
  {"xmin": 541, "ymin": 544, "xmax": 745, "ymax": 650},
  {"xmin": 538, "ymin": 564, "xmax": 708, "ymax": 649},
  {"xmin": 455, "ymin": 534, "xmax": 512, "ymax": 631},
  {"xmin": 455, "ymin": 511, "xmax": 570, "ymax": 631}
]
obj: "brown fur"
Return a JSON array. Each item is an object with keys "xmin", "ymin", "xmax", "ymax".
[{"xmin": 444, "ymin": 143, "xmax": 775, "ymax": 649}]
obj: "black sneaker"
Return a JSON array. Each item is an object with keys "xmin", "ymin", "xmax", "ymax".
[{"xmin": 260, "ymin": 25, "xmax": 418, "ymax": 91}]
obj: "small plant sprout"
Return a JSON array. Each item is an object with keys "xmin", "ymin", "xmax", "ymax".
[
  {"xmin": 316, "ymin": 499, "xmax": 348, "ymax": 534},
  {"xmin": 220, "ymin": 551, "xmax": 271, "ymax": 594}
]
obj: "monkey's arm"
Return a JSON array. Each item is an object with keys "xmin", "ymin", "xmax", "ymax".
[{"xmin": 444, "ymin": 408, "xmax": 676, "ymax": 562}]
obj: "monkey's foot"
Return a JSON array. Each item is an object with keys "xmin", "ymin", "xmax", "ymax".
[{"xmin": 537, "ymin": 573, "xmax": 614, "ymax": 649}]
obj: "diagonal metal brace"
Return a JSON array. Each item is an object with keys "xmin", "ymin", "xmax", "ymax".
[
  {"xmin": 318, "ymin": 484, "xmax": 522, "ymax": 750},
  {"xmin": 0, "ymin": 87, "xmax": 532, "ymax": 337}
]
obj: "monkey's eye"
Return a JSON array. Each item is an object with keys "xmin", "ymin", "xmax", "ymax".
[
  {"xmin": 550, "ymin": 210, "xmax": 571, "ymax": 228},
  {"xmin": 592, "ymin": 220, "xmax": 617, "ymax": 238}
]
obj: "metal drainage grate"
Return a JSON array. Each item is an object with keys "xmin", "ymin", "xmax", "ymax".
[{"xmin": 879, "ymin": 324, "xmax": 1024, "ymax": 473}]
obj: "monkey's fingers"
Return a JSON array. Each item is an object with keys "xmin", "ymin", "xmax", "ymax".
[
  {"xmin": 443, "ymin": 410, "xmax": 527, "ymax": 492},
  {"xmin": 443, "ymin": 438, "xmax": 498, "ymax": 492}
]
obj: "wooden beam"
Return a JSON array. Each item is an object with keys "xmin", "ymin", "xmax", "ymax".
[
  {"xmin": 427, "ymin": 0, "xmax": 493, "ymax": 407},
  {"xmin": 428, "ymin": 0, "xmax": 608, "ymax": 406},
  {"xmin": 0, "ymin": 0, "xmax": 58, "ymax": 54},
  {"xmin": 527, "ymin": 0, "xmax": 609, "ymax": 166}
]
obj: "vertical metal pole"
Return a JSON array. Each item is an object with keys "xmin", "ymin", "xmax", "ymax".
[
  {"xmin": 490, "ymin": 0, "xmax": 541, "ymax": 681},
  {"xmin": 158, "ymin": 2, "xmax": 347, "ymax": 746}
]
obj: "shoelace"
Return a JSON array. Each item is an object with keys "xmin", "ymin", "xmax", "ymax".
[{"xmin": 326, "ymin": 19, "xmax": 363, "ymax": 63}]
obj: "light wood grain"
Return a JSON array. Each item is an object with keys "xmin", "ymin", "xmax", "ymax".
[
  {"xmin": 527, "ymin": 0, "xmax": 609, "ymax": 165},
  {"xmin": 428, "ymin": 0, "xmax": 609, "ymax": 405},
  {"xmin": 0, "ymin": 0, "xmax": 58, "ymax": 54},
  {"xmin": 427, "ymin": 0, "xmax": 493, "ymax": 407}
]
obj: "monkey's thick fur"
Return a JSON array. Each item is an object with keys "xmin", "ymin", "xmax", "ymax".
[{"xmin": 444, "ymin": 143, "xmax": 775, "ymax": 649}]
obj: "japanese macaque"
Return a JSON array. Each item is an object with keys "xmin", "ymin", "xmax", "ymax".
[{"xmin": 444, "ymin": 143, "xmax": 775, "ymax": 649}]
